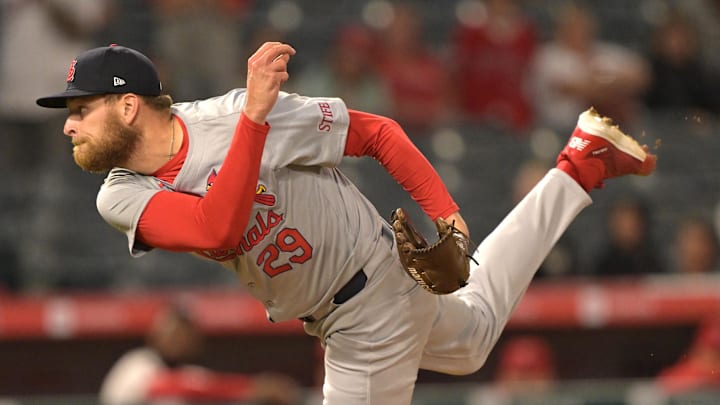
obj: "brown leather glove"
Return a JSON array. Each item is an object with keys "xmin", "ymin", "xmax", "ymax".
[{"xmin": 390, "ymin": 208, "xmax": 470, "ymax": 294}]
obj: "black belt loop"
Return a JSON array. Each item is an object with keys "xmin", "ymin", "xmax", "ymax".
[
  {"xmin": 300, "ymin": 269, "xmax": 366, "ymax": 322},
  {"xmin": 300, "ymin": 224, "xmax": 389, "ymax": 323},
  {"xmin": 332, "ymin": 269, "xmax": 367, "ymax": 304}
]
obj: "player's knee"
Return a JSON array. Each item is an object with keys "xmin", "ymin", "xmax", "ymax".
[
  {"xmin": 454, "ymin": 357, "xmax": 488, "ymax": 375},
  {"xmin": 428, "ymin": 354, "xmax": 488, "ymax": 376}
]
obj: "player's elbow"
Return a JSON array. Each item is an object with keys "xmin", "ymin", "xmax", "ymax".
[
  {"xmin": 186, "ymin": 219, "xmax": 242, "ymax": 249},
  {"xmin": 379, "ymin": 116, "xmax": 403, "ymax": 136},
  {"xmin": 193, "ymin": 211, "xmax": 246, "ymax": 249},
  {"xmin": 205, "ymin": 228, "xmax": 242, "ymax": 250}
]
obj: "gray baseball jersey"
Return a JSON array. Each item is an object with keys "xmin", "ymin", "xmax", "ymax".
[
  {"xmin": 94, "ymin": 89, "xmax": 596, "ymax": 404},
  {"xmin": 97, "ymin": 89, "xmax": 387, "ymax": 322}
]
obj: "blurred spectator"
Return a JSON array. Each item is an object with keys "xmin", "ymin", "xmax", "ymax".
[
  {"xmin": 495, "ymin": 335, "xmax": 557, "ymax": 392},
  {"xmin": 677, "ymin": 0, "xmax": 720, "ymax": 71},
  {"xmin": 644, "ymin": 9, "xmax": 720, "ymax": 116},
  {"xmin": 671, "ymin": 215, "xmax": 720, "ymax": 274},
  {"xmin": 658, "ymin": 315, "xmax": 720, "ymax": 395},
  {"xmin": 99, "ymin": 302, "xmax": 301, "ymax": 405},
  {"xmin": 0, "ymin": 0, "xmax": 109, "ymax": 120},
  {"xmin": 0, "ymin": 0, "xmax": 110, "ymax": 291},
  {"xmin": 375, "ymin": 2, "xmax": 451, "ymax": 133},
  {"xmin": 290, "ymin": 24, "xmax": 390, "ymax": 115},
  {"xmin": 591, "ymin": 196, "xmax": 665, "ymax": 277},
  {"xmin": 511, "ymin": 159, "xmax": 579, "ymax": 278},
  {"xmin": 531, "ymin": 4, "xmax": 650, "ymax": 133},
  {"xmin": 450, "ymin": 0, "xmax": 538, "ymax": 133},
  {"xmin": 150, "ymin": 0, "xmax": 252, "ymax": 101},
  {"xmin": 469, "ymin": 335, "xmax": 563, "ymax": 405},
  {"xmin": 98, "ymin": 0, "xmax": 156, "ymax": 52}
]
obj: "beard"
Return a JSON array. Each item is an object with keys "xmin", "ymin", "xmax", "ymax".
[{"xmin": 73, "ymin": 111, "xmax": 141, "ymax": 173}]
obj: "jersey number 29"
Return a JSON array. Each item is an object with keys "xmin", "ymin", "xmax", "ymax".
[{"xmin": 257, "ymin": 228, "xmax": 313, "ymax": 277}]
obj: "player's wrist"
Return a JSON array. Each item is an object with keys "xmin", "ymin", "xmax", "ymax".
[
  {"xmin": 242, "ymin": 107, "xmax": 267, "ymax": 126},
  {"xmin": 238, "ymin": 113, "xmax": 271, "ymax": 137}
]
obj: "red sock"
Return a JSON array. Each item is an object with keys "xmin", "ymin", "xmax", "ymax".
[{"xmin": 556, "ymin": 157, "xmax": 605, "ymax": 192}]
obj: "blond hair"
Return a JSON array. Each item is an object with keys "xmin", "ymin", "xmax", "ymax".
[{"xmin": 104, "ymin": 93, "xmax": 174, "ymax": 112}]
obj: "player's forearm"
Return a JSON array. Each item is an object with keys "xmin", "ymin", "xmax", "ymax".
[
  {"xmin": 137, "ymin": 114, "xmax": 268, "ymax": 250},
  {"xmin": 344, "ymin": 110, "xmax": 458, "ymax": 221},
  {"xmin": 191, "ymin": 115, "xmax": 269, "ymax": 245}
]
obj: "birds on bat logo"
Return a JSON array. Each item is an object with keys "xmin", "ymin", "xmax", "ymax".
[
  {"xmin": 205, "ymin": 169, "xmax": 276, "ymax": 206},
  {"xmin": 206, "ymin": 169, "xmax": 218, "ymax": 191},
  {"xmin": 254, "ymin": 184, "xmax": 276, "ymax": 206}
]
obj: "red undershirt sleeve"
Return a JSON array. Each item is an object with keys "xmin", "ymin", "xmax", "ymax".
[
  {"xmin": 343, "ymin": 109, "xmax": 458, "ymax": 221},
  {"xmin": 136, "ymin": 114, "xmax": 268, "ymax": 251}
]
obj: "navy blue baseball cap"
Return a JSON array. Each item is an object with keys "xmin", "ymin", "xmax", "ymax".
[{"xmin": 36, "ymin": 44, "xmax": 162, "ymax": 108}]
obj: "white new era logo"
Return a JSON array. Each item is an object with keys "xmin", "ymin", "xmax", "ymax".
[
  {"xmin": 113, "ymin": 76, "xmax": 126, "ymax": 87},
  {"xmin": 568, "ymin": 136, "xmax": 591, "ymax": 151}
]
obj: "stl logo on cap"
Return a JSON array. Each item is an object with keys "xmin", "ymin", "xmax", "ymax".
[{"xmin": 66, "ymin": 59, "xmax": 77, "ymax": 83}]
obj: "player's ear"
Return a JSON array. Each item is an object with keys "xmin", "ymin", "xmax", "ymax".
[{"xmin": 118, "ymin": 93, "xmax": 140, "ymax": 125}]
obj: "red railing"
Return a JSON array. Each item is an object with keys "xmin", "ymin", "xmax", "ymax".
[{"xmin": 1, "ymin": 275, "xmax": 719, "ymax": 340}]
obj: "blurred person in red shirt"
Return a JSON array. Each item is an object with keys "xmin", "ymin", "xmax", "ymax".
[
  {"xmin": 469, "ymin": 335, "xmax": 559, "ymax": 405},
  {"xmin": 99, "ymin": 302, "xmax": 300, "ymax": 405},
  {"xmin": 450, "ymin": 0, "xmax": 538, "ymax": 133},
  {"xmin": 374, "ymin": 2, "xmax": 451, "ymax": 133},
  {"xmin": 658, "ymin": 315, "xmax": 720, "ymax": 394},
  {"xmin": 495, "ymin": 335, "xmax": 557, "ymax": 393},
  {"xmin": 290, "ymin": 24, "xmax": 390, "ymax": 115}
]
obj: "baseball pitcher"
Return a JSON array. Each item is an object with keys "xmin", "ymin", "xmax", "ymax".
[{"xmin": 37, "ymin": 42, "xmax": 656, "ymax": 404}]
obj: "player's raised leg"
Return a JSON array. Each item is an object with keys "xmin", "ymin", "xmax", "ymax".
[{"xmin": 419, "ymin": 107, "xmax": 657, "ymax": 375}]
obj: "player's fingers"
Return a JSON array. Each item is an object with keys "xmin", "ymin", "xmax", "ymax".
[
  {"xmin": 248, "ymin": 44, "xmax": 295, "ymax": 79},
  {"xmin": 267, "ymin": 54, "xmax": 291, "ymax": 75},
  {"xmin": 271, "ymin": 51, "xmax": 292, "ymax": 66},
  {"xmin": 270, "ymin": 51, "xmax": 292, "ymax": 67},
  {"xmin": 248, "ymin": 41, "xmax": 283, "ymax": 62},
  {"xmin": 265, "ymin": 44, "xmax": 296, "ymax": 66}
]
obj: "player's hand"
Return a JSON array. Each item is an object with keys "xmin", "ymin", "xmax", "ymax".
[{"xmin": 244, "ymin": 42, "xmax": 296, "ymax": 125}]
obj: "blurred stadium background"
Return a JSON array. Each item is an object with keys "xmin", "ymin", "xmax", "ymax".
[{"xmin": 1, "ymin": 0, "xmax": 720, "ymax": 403}]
